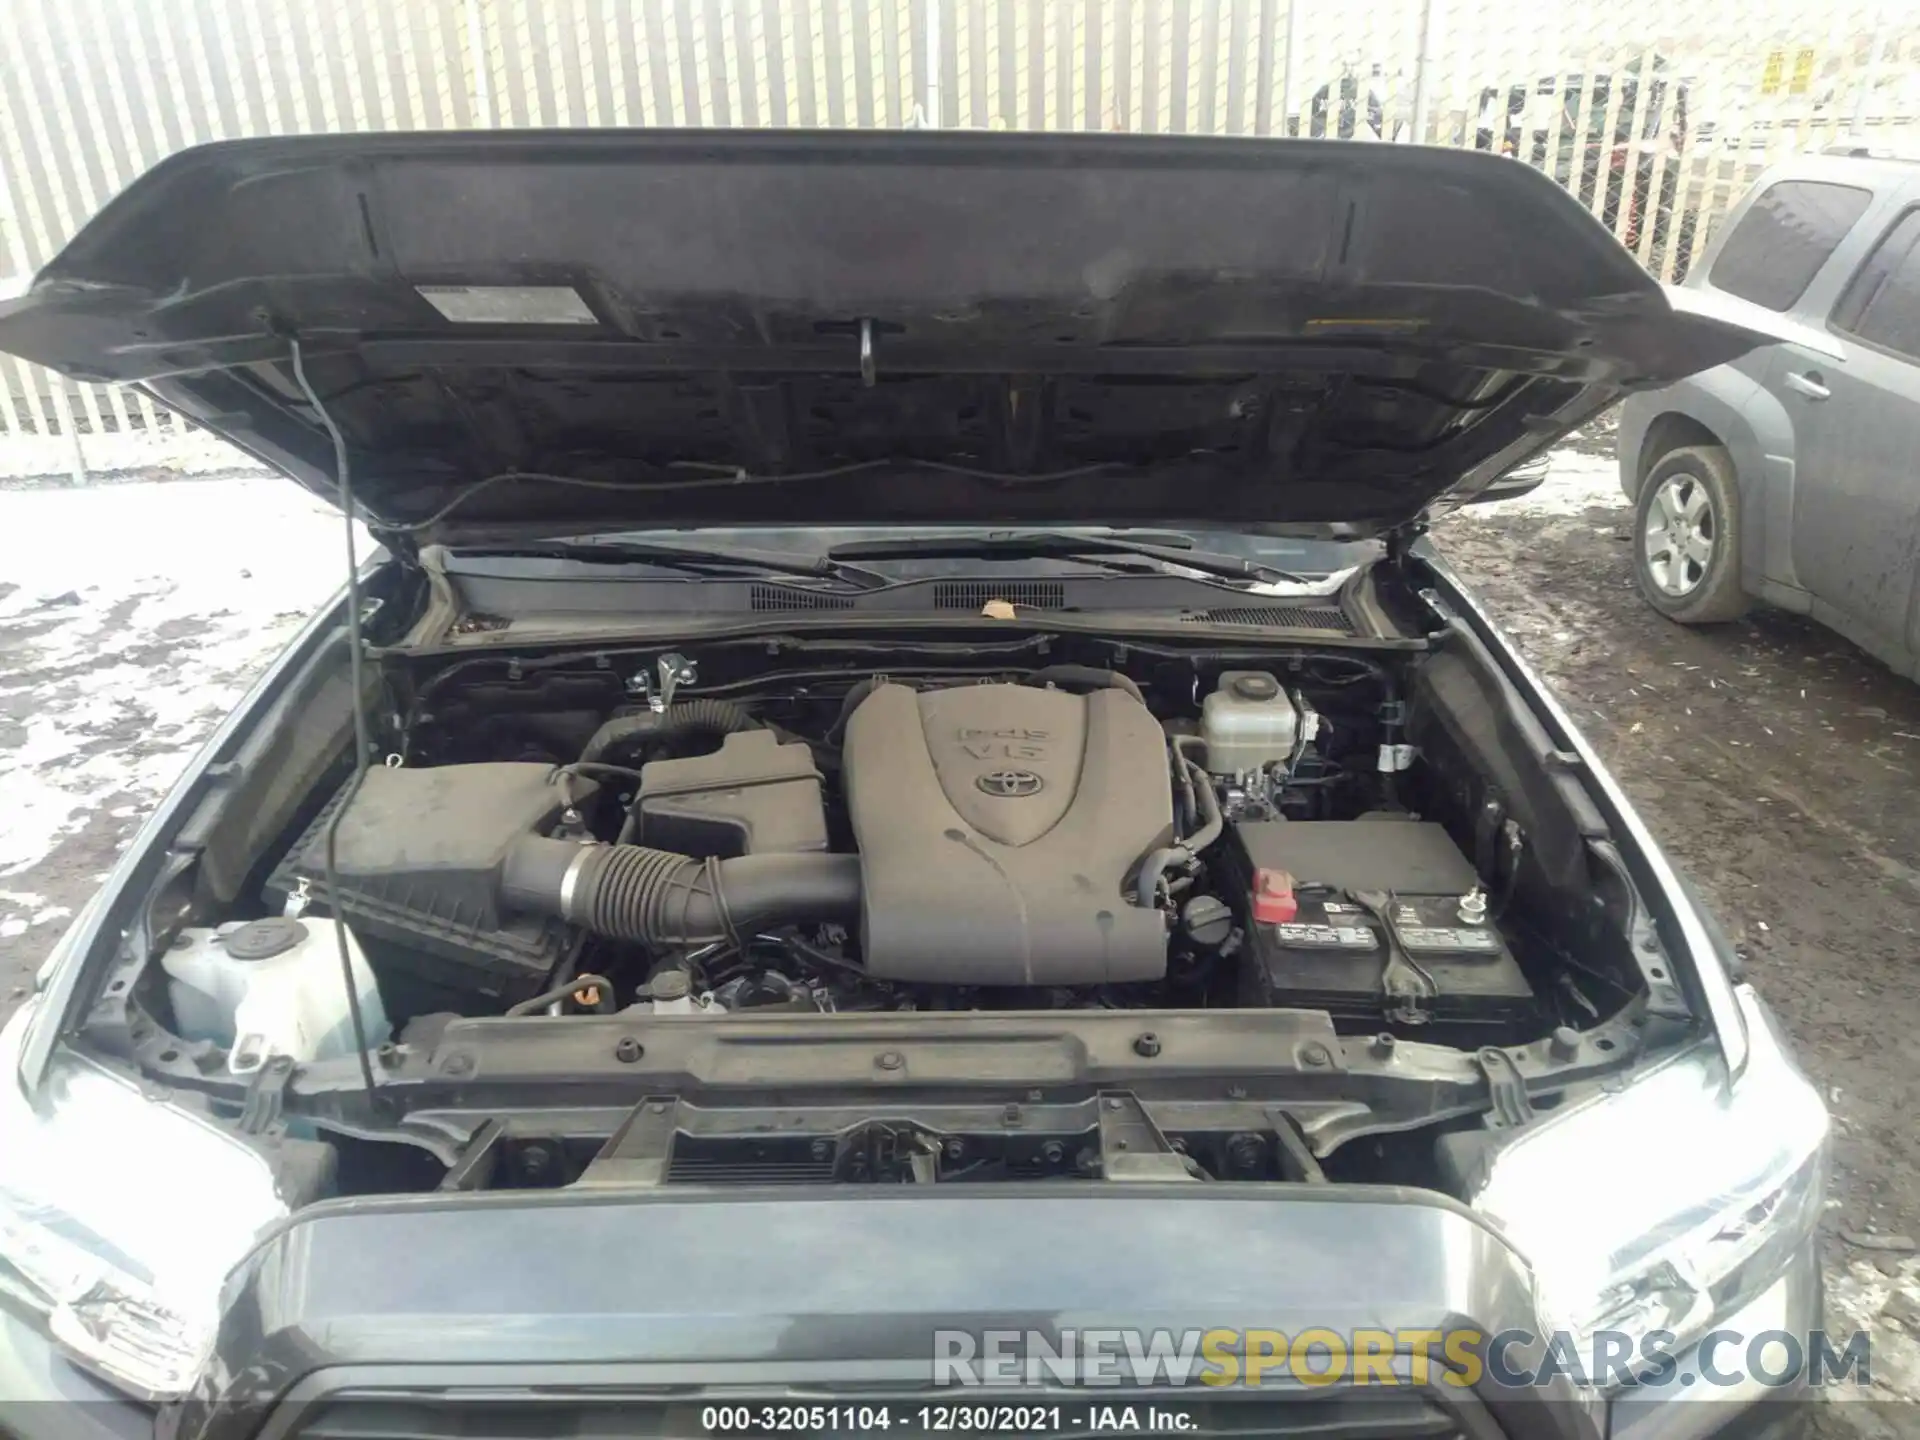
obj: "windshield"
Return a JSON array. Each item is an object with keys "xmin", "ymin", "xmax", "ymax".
[{"xmin": 1544, "ymin": 73, "xmax": 1678, "ymax": 145}]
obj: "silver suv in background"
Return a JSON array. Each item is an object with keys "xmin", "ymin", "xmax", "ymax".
[{"xmin": 1617, "ymin": 151, "xmax": 1920, "ymax": 680}]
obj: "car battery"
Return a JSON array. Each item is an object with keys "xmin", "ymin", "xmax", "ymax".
[{"xmin": 1228, "ymin": 819, "xmax": 1536, "ymax": 1026}]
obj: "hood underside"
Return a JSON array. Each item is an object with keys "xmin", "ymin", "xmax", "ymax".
[{"xmin": 0, "ymin": 130, "xmax": 1768, "ymax": 542}]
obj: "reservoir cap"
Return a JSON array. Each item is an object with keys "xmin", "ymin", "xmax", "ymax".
[{"xmin": 224, "ymin": 917, "xmax": 308, "ymax": 962}]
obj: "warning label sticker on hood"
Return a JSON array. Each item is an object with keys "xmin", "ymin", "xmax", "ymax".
[{"xmin": 416, "ymin": 285, "xmax": 597, "ymax": 325}]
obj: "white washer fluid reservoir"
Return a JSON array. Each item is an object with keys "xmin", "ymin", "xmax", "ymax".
[{"xmin": 162, "ymin": 916, "xmax": 389, "ymax": 1076}]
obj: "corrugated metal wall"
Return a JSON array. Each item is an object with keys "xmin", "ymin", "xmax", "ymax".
[{"xmin": 0, "ymin": 0, "xmax": 1912, "ymax": 469}]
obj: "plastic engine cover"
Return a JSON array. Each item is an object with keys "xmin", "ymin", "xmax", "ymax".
[{"xmin": 842, "ymin": 682, "xmax": 1174, "ymax": 984}]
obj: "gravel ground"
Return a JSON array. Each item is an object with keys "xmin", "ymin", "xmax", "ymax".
[{"xmin": 2, "ymin": 440, "xmax": 1918, "ymax": 1419}]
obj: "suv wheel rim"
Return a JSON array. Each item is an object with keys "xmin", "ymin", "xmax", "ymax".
[{"xmin": 1644, "ymin": 472, "xmax": 1715, "ymax": 597}]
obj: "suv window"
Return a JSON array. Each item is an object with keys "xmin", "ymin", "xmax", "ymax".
[
  {"xmin": 1832, "ymin": 207, "xmax": 1920, "ymax": 362},
  {"xmin": 1709, "ymin": 180, "xmax": 1872, "ymax": 311}
]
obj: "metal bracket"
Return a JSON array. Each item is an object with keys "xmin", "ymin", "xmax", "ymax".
[
  {"xmin": 1475, "ymin": 1047, "xmax": 1535, "ymax": 1130},
  {"xmin": 238, "ymin": 1055, "xmax": 295, "ymax": 1136},
  {"xmin": 651, "ymin": 652, "xmax": 697, "ymax": 714},
  {"xmin": 578, "ymin": 1095, "xmax": 681, "ymax": 1187},
  {"xmin": 843, "ymin": 1121, "xmax": 940, "ymax": 1183},
  {"xmin": 1096, "ymin": 1091, "xmax": 1197, "ymax": 1182},
  {"xmin": 438, "ymin": 1119, "xmax": 505, "ymax": 1192},
  {"xmin": 1261, "ymin": 1106, "xmax": 1328, "ymax": 1183},
  {"xmin": 1353, "ymin": 889, "xmax": 1434, "ymax": 1026},
  {"xmin": 1386, "ymin": 524, "xmax": 1428, "ymax": 567}
]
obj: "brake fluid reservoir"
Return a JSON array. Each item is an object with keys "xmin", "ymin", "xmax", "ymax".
[
  {"xmin": 1201, "ymin": 671, "xmax": 1304, "ymax": 775},
  {"xmin": 162, "ymin": 917, "xmax": 389, "ymax": 1076}
]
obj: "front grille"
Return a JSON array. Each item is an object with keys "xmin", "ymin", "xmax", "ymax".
[
  {"xmin": 933, "ymin": 580, "xmax": 1067, "ymax": 610},
  {"xmin": 288, "ymin": 1396, "xmax": 666, "ymax": 1440},
  {"xmin": 666, "ymin": 1154, "xmax": 838, "ymax": 1185},
  {"xmin": 1183, "ymin": 603, "xmax": 1356, "ymax": 634},
  {"xmin": 749, "ymin": 583, "xmax": 856, "ymax": 611},
  {"xmin": 287, "ymin": 1393, "xmax": 1462, "ymax": 1440}
]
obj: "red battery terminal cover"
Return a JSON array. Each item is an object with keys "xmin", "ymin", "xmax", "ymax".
[{"xmin": 1252, "ymin": 868, "xmax": 1299, "ymax": 925}]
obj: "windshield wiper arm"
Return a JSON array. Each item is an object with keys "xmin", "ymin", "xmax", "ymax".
[
  {"xmin": 455, "ymin": 539, "xmax": 892, "ymax": 590},
  {"xmin": 828, "ymin": 532, "xmax": 1316, "ymax": 586}
]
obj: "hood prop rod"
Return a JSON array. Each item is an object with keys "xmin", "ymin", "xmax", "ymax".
[{"xmin": 289, "ymin": 337, "xmax": 382, "ymax": 1110}]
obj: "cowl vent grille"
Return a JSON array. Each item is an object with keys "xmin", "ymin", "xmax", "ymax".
[
  {"xmin": 1184, "ymin": 603, "xmax": 1355, "ymax": 634},
  {"xmin": 933, "ymin": 580, "xmax": 1067, "ymax": 610},
  {"xmin": 749, "ymin": 583, "xmax": 855, "ymax": 611}
]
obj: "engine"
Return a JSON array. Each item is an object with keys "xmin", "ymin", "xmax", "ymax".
[
  {"xmin": 259, "ymin": 653, "xmax": 1539, "ymax": 1041},
  {"xmin": 842, "ymin": 682, "xmax": 1174, "ymax": 985}
]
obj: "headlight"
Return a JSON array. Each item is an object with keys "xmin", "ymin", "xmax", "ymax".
[
  {"xmin": 1475, "ymin": 987, "xmax": 1827, "ymax": 1384},
  {"xmin": 0, "ymin": 1002, "xmax": 287, "ymax": 1399}
]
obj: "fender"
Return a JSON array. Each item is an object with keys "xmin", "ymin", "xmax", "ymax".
[
  {"xmin": 1410, "ymin": 544, "xmax": 1752, "ymax": 1075},
  {"xmin": 1618, "ymin": 365, "xmax": 1805, "ymax": 600}
]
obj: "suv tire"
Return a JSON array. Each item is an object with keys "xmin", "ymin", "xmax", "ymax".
[{"xmin": 1632, "ymin": 444, "xmax": 1749, "ymax": 624}]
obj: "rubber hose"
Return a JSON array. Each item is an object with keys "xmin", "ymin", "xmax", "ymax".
[
  {"xmin": 1135, "ymin": 756, "xmax": 1224, "ymax": 904},
  {"xmin": 579, "ymin": 699, "xmax": 759, "ymax": 765},
  {"xmin": 503, "ymin": 971, "xmax": 617, "ymax": 1018},
  {"xmin": 825, "ymin": 677, "xmax": 886, "ymax": 747},
  {"xmin": 502, "ymin": 836, "xmax": 860, "ymax": 947},
  {"xmin": 1171, "ymin": 734, "xmax": 1204, "ymax": 827},
  {"xmin": 1181, "ymin": 754, "xmax": 1225, "ymax": 854},
  {"xmin": 1023, "ymin": 665, "xmax": 1146, "ymax": 706}
]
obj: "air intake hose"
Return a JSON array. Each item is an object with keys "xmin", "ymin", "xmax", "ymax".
[
  {"xmin": 502, "ymin": 835, "xmax": 861, "ymax": 947},
  {"xmin": 579, "ymin": 699, "xmax": 760, "ymax": 765}
]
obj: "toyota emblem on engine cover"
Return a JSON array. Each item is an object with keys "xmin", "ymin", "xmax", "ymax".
[{"xmin": 977, "ymin": 769, "xmax": 1044, "ymax": 798}]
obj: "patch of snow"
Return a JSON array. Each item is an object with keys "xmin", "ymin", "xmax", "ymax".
[
  {"xmin": 29, "ymin": 905, "xmax": 70, "ymax": 926},
  {"xmin": 0, "ymin": 773, "xmax": 92, "ymax": 876},
  {"xmin": 0, "ymin": 918, "xmax": 24, "ymax": 940},
  {"xmin": 0, "ymin": 425, "xmax": 259, "ymax": 484},
  {"xmin": 0, "ymin": 475, "xmax": 365, "ymax": 875},
  {"xmin": 1450, "ymin": 449, "xmax": 1626, "ymax": 521}
]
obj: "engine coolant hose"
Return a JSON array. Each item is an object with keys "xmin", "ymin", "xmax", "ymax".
[
  {"xmin": 502, "ymin": 835, "xmax": 861, "ymax": 947},
  {"xmin": 579, "ymin": 699, "xmax": 760, "ymax": 765},
  {"xmin": 1134, "ymin": 755, "xmax": 1224, "ymax": 905}
]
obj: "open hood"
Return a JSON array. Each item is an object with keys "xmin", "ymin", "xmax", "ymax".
[{"xmin": 0, "ymin": 130, "xmax": 1769, "ymax": 543}]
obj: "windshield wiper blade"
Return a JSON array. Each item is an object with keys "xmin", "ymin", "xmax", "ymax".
[
  {"xmin": 829, "ymin": 532, "xmax": 1316, "ymax": 585},
  {"xmin": 455, "ymin": 539, "xmax": 891, "ymax": 589}
]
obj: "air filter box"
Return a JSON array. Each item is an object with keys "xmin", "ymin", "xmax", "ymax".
[{"xmin": 268, "ymin": 763, "xmax": 582, "ymax": 1015}]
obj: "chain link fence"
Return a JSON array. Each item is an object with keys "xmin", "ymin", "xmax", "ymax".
[{"xmin": 0, "ymin": 0, "xmax": 1913, "ymax": 473}]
